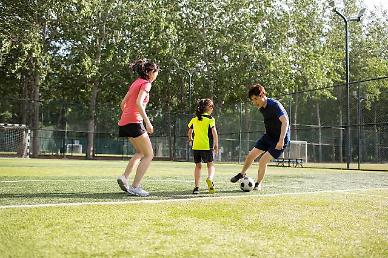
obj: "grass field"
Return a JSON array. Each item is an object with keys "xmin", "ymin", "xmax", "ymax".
[{"xmin": 0, "ymin": 158, "xmax": 387, "ymax": 257}]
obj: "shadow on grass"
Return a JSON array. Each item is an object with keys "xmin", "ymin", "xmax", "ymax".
[{"xmin": 0, "ymin": 188, "xmax": 248, "ymax": 203}]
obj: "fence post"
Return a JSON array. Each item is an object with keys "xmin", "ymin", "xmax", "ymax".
[
  {"xmin": 238, "ymin": 102, "xmax": 243, "ymax": 164},
  {"xmin": 289, "ymin": 95, "xmax": 292, "ymax": 142},
  {"xmin": 168, "ymin": 111, "xmax": 173, "ymax": 160},
  {"xmin": 357, "ymin": 82, "xmax": 365, "ymax": 170}
]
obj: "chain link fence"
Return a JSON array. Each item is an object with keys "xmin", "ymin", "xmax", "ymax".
[{"xmin": 1, "ymin": 77, "xmax": 387, "ymax": 170}]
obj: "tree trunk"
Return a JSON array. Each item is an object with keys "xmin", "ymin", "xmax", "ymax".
[
  {"xmin": 86, "ymin": 19, "xmax": 105, "ymax": 159},
  {"xmin": 339, "ymin": 108, "xmax": 343, "ymax": 162},
  {"xmin": 86, "ymin": 80, "xmax": 98, "ymax": 159},
  {"xmin": 317, "ymin": 102, "xmax": 322, "ymax": 162},
  {"xmin": 21, "ymin": 72, "xmax": 28, "ymax": 125},
  {"xmin": 331, "ymin": 127, "xmax": 335, "ymax": 162},
  {"xmin": 168, "ymin": 111, "xmax": 173, "ymax": 160},
  {"xmin": 374, "ymin": 110, "xmax": 379, "ymax": 162},
  {"xmin": 245, "ymin": 104, "xmax": 250, "ymax": 153},
  {"xmin": 31, "ymin": 68, "xmax": 40, "ymax": 157}
]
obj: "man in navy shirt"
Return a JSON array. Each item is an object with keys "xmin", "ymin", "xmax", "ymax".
[{"xmin": 231, "ymin": 84, "xmax": 290, "ymax": 190}]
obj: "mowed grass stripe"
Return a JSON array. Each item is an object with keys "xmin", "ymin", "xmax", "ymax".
[
  {"xmin": 1, "ymin": 159, "xmax": 387, "ymax": 257},
  {"xmin": 1, "ymin": 187, "xmax": 387, "ymax": 209},
  {"xmin": 1, "ymin": 188, "xmax": 387, "ymax": 257},
  {"xmin": 0, "ymin": 178, "xmax": 193, "ymax": 183}
]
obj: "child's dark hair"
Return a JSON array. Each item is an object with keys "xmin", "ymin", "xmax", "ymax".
[
  {"xmin": 248, "ymin": 83, "xmax": 266, "ymax": 99},
  {"xmin": 196, "ymin": 98, "xmax": 213, "ymax": 121},
  {"xmin": 130, "ymin": 58, "xmax": 159, "ymax": 80}
]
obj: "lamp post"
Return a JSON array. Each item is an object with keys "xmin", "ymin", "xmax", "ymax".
[
  {"xmin": 173, "ymin": 60, "xmax": 194, "ymax": 114},
  {"xmin": 330, "ymin": 1, "xmax": 365, "ymax": 169},
  {"xmin": 173, "ymin": 60, "xmax": 196, "ymax": 161},
  {"xmin": 173, "ymin": 60, "xmax": 206, "ymax": 161}
]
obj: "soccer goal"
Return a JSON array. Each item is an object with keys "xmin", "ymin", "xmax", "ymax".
[
  {"xmin": 0, "ymin": 123, "xmax": 30, "ymax": 158},
  {"xmin": 284, "ymin": 140, "xmax": 308, "ymax": 162}
]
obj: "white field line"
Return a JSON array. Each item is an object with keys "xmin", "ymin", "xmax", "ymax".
[
  {"xmin": 0, "ymin": 187, "xmax": 387, "ymax": 209},
  {"xmin": 346, "ymin": 192, "xmax": 388, "ymax": 199},
  {"xmin": 0, "ymin": 179, "xmax": 193, "ymax": 183},
  {"xmin": 0, "ymin": 179, "xmax": 285, "ymax": 188},
  {"xmin": 0, "ymin": 179, "xmax": 312, "ymax": 188},
  {"xmin": 0, "ymin": 178, "xmax": 303, "ymax": 189}
]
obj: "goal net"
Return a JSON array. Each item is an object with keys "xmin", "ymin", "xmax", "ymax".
[
  {"xmin": 0, "ymin": 123, "xmax": 30, "ymax": 158},
  {"xmin": 283, "ymin": 140, "xmax": 308, "ymax": 162}
]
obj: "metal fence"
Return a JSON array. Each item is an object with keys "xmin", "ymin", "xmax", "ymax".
[{"xmin": 1, "ymin": 77, "xmax": 387, "ymax": 170}]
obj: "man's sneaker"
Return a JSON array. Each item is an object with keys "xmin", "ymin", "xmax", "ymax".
[
  {"xmin": 192, "ymin": 187, "xmax": 199, "ymax": 195},
  {"xmin": 117, "ymin": 175, "xmax": 129, "ymax": 192},
  {"xmin": 127, "ymin": 186, "xmax": 150, "ymax": 197},
  {"xmin": 206, "ymin": 178, "xmax": 216, "ymax": 194},
  {"xmin": 230, "ymin": 172, "xmax": 244, "ymax": 183},
  {"xmin": 253, "ymin": 182, "xmax": 262, "ymax": 191}
]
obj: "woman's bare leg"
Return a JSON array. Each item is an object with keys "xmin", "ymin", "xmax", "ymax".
[
  {"xmin": 122, "ymin": 137, "xmax": 143, "ymax": 178},
  {"xmin": 130, "ymin": 133, "xmax": 154, "ymax": 187}
]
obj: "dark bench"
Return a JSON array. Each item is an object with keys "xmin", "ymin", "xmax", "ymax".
[{"xmin": 273, "ymin": 158, "xmax": 304, "ymax": 168}]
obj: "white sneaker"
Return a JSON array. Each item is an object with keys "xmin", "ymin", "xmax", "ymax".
[
  {"xmin": 117, "ymin": 176, "xmax": 129, "ymax": 192},
  {"xmin": 253, "ymin": 182, "xmax": 262, "ymax": 191},
  {"xmin": 127, "ymin": 186, "xmax": 150, "ymax": 197}
]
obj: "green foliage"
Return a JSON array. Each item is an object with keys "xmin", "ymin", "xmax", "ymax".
[{"xmin": 0, "ymin": 0, "xmax": 386, "ymax": 134}]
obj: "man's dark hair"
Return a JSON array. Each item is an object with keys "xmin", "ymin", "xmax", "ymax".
[{"xmin": 248, "ymin": 83, "xmax": 266, "ymax": 99}]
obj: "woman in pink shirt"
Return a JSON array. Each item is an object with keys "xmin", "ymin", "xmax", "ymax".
[{"xmin": 117, "ymin": 59, "xmax": 159, "ymax": 197}]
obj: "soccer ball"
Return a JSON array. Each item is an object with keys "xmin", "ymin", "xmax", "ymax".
[{"xmin": 240, "ymin": 176, "xmax": 255, "ymax": 192}]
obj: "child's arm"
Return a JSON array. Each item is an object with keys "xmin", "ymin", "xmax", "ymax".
[
  {"xmin": 211, "ymin": 126, "xmax": 219, "ymax": 154},
  {"xmin": 187, "ymin": 128, "xmax": 193, "ymax": 145}
]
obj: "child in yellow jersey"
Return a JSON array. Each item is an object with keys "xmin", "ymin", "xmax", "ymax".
[{"xmin": 187, "ymin": 98, "xmax": 219, "ymax": 194}]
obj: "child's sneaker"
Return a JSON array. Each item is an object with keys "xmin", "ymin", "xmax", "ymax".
[
  {"xmin": 117, "ymin": 175, "xmax": 129, "ymax": 192},
  {"xmin": 230, "ymin": 172, "xmax": 244, "ymax": 183},
  {"xmin": 206, "ymin": 178, "xmax": 216, "ymax": 194},
  {"xmin": 253, "ymin": 182, "xmax": 262, "ymax": 191},
  {"xmin": 127, "ymin": 186, "xmax": 150, "ymax": 197},
  {"xmin": 192, "ymin": 187, "xmax": 199, "ymax": 194}
]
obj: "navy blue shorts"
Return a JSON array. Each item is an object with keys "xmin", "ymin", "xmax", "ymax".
[
  {"xmin": 193, "ymin": 150, "xmax": 214, "ymax": 163},
  {"xmin": 119, "ymin": 123, "xmax": 146, "ymax": 138},
  {"xmin": 254, "ymin": 134, "xmax": 289, "ymax": 159}
]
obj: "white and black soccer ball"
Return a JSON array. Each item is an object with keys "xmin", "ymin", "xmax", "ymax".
[{"xmin": 240, "ymin": 176, "xmax": 255, "ymax": 192}]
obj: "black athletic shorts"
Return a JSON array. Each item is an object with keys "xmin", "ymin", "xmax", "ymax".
[
  {"xmin": 254, "ymin": 134, "xmax": 289, "ymax": 159},
  {"xmin": 119, "ymin": 123, "xmax": 146, "ymax": 138},
  {"xmin": 193, "ymin": 150, "xmax": 214, "ymax": 163}
]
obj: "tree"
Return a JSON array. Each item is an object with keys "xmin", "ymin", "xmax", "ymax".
[{"xmin": 0, "ymin": 0, "xmax": 65, "ymax": 157}]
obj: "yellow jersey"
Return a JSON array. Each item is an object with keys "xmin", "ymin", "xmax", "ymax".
[{"xmin": 188, "ymin": 113, "xmax": 216, "ymax": 150}]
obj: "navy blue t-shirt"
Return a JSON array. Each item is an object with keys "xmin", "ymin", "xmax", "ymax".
[{"xmin": 259, "ymin": 98, "xmax": 290, "ymax": 142}]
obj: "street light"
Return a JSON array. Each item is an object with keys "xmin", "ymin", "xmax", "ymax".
[
  {"xmin": 173, "ymin": 59, "xmax": 206, "ymax": 161},
  {"xmin": 173, "ymin": 59, "xmax": 194, "ymax": 114},
  {"xmin": 329, "ymin": 1, "xmax": 366, "ymax": 169},
  {"xmin": 173, "ymin": 60, "xmax": 206, "ymax": 114}
]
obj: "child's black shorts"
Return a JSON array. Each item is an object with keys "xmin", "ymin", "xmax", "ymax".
[{"xmin": 193, "ymin": 150, "xmax": 214, "ymax": 163}]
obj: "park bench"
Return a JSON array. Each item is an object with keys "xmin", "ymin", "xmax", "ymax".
[{"xmin": 273, "ymin": 158, "xmax": 304, "ymax": 168}]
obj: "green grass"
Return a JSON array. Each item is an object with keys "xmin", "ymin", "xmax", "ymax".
[{"xmin": 0, "ymin": 158, "xmax": 387, "ymax": 257}]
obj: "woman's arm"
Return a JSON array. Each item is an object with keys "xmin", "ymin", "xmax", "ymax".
[
  {"xmin": 136, "ymin": 89, "xmax": 153, "ymax": 134},
  {"xmin": 120, "ymin": 91, "xmax": 131, "ymax": 111}
]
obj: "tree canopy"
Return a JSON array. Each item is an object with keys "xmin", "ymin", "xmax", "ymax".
[{"xmin": 1, "ymin": 0, "xmax": 387, "ymax": 157}]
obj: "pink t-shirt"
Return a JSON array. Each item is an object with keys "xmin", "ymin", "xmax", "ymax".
[{"xmin": 118, "ymin": 78, "xmax": 151, "ymax": 125}]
